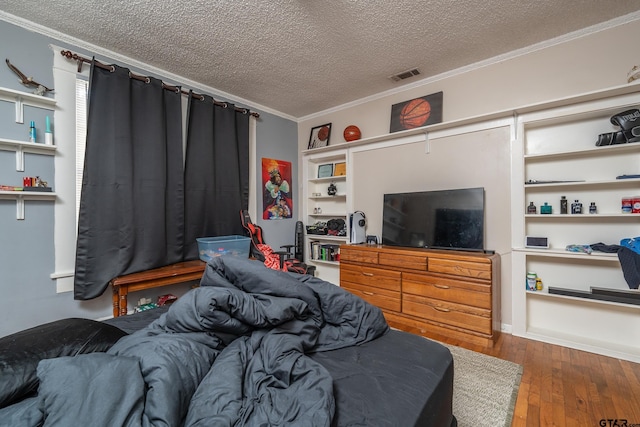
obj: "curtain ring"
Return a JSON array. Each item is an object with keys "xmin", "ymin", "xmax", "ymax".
[
  {"xmin": 145, "ymin": 77, "xmax": 151, "ymax": 84},
  {"xmin": 222, "ymin": 102, "xmax": 228, "ymax": 108},
  {"xmin": 243, "ymin": 108, "xmax": 249, "ymax": 115},
  {"xmin": 199, "ymin": 94, "xmax": 205, "ymax": 101},
  {"xmin": 109, "ymin": 65, "xmax": 116, "ymax": 73}
]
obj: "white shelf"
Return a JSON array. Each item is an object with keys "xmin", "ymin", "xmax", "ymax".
[
  {"xmin": 308, "ymin": 194, "xmax": 346, "ymax": 200},
  {"xmin": 524, "ymin": 178, "xmax": 640, "ymax": 188},
  {"xmin": 524, "ymin": 213, "xmax": 640, "ymax": 218},
  {"xmin": 308, "ymin": 213, "xmax": 347, "ymax": 218},
  {"xmin": 308, "ymin": 175, "xmax": 346, "ymax": 184},
  {"xmin": 511, "ymin": 86, "xmax": 640, "ymax": 362},
  {"xmin": 307, "ymin": 235, "xmax": 348, "ymax": 243},
  {"xmin": 0, "ymin": 190, "xmax": 57, "ymax": 220},
  {"xmin": 308, "ymin": 259, "xmax": 340, "ymax": 266},
  {"xmin": 0, "ymin": 86, "xmax": 56, "ymax": 123},
  {"xmin": 524, "ymin": 139, "xmax": 640, "ymax": 160},
  {"xmin": 513, "ymin": 247, "xmax": 620, "ymax": 261},
  {"xmin": 303, "ymin": 149, "xmax": 349, "ymax": 278},
  {"xmin": 525, "ymin": 288, "xmax": 640, "ymax": 309},
  {"xmin": 0, "ymin": 137, "xmax": 56, "ymax": 171}
]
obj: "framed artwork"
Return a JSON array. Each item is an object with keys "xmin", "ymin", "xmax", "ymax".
[
  {"xmin": 308, "ymin": 123, "xmax": 332, "ymax": 149},
  {"xmin": 262, "ymin": 158, "xmax": 293, "ymax": 220},
  {"xmin": 333, "ymin": 162, "xmax": 346, "ymax": 176},
  {"xmin": 389, "ymin": 91, "xmax": 443, "ymax": 133},
  {"xmin": 317, "ymin": 163, "xmax": 334, "ymax": 178}
]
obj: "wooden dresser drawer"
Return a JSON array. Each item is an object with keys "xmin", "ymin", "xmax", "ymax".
[
  {"xmin": 340, "ymin": 248, "xmax": 379, "ymax": 264},
  {"xmin": 402, "ymin": 272, "xmax": 491, "ymax": 309},
  {"xmin": 379, "ymin": 252, "xmax": 427, "ymax": 271},
  {"xmin": 342, "ymin": 282, "xmax": 401, "ymax": 312},
  {"xmin": 340, "ymin": 264, "xmax": 401, "ymax": 291},
  {"xmin": 427, "ymin": 257, "xmax": 491, "ymax": 280},
  {"xmin": 402, "ymin": 293, "xmax": 491, "ymax": 335}
]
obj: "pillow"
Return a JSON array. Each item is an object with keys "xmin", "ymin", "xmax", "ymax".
[
  {"xmin": 0, "ymin": 318, "xmax": 127, "ymax": 408},
  {"xmin": 37, "ymin": 353, "xmax": 144, "ymax": 426}
]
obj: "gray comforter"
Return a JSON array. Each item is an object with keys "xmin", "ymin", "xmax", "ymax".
[{"xmin": 2, "ymin": 257, "xmax": 388, "ymax": 427}]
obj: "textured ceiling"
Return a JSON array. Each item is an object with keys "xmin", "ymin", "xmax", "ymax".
[{"xmin": 2, "ymin": 1, "xmax": 640, "ymax": 118}]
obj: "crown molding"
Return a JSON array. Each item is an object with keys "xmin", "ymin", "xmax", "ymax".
[
  {"xmin": 0, "ymin": 11, "xmax": 297, "ymax": 122},
  {"xmin": 299, "ymin": 11, "xmax": 640, "ymax": 123}
]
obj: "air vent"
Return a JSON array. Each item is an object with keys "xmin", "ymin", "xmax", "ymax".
[{"xmin": 389, "ymin": 68, "xmax": 421, "ymax": 82}]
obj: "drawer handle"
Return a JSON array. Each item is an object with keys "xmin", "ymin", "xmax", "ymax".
[
  {"xmin": 361, "ymin": 272, "xmax": 374, "ymax": 277},
  {"xmin": 362, "ymin": 291, "xmax": 374, "ymax": 296},
  {"xmin": 433, "ymin": 284, "xmax": 450, "ymax": 289},
  {"xmin": 432, "ymin": 306, "xmax": 450, "ymax": 313}
]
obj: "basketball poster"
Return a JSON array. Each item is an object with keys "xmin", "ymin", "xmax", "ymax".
[
  {"xmin": 262, "ymin": 158, "xmax": 293, "ymax": 220},
  {"xmin": 389, "ymin": 91, "xmax": 443, "ymax": 133}
]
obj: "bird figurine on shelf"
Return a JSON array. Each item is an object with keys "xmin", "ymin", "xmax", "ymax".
[{"xmin": 6, "ymin": 59, "xmax": 54, "ymax": 96}]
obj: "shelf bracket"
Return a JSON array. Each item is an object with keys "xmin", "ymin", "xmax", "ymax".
[
  {"xmin": 15, "ymin": 145, "xmax": 24, "ymax": 172},
  {"xmin": 16, "ymin": 195, "xmax": 25, "ymax": 220},
  {"xmin": 424, "ymin": 131, "xmax": 430, "ymax": 154},
  {"xmin": 14, "ymin": 95, "xmax": 24, "ymax": 123}
]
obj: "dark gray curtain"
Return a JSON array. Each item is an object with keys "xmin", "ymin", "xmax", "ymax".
[
  {"xmin": 183, "ymin": 92, "xmax": 250, "ymax": 260},
  {"xmin": 74, "ymin": 63, "xmax": 184, "ymax": 300}
]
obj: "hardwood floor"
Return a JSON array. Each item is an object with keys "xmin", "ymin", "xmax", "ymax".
[{"xmin": 436, "ymin": 332, "xmax": 640, "ymax": 427}]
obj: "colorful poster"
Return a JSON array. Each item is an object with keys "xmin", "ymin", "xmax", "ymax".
[{"xmin": 262, "ymin": 158, "xmax": 293, "ymax": 220}]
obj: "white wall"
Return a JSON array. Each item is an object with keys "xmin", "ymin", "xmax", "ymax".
[{"xmin": 297, "ymin": 16, "xmax": 640, "ymax": 330}]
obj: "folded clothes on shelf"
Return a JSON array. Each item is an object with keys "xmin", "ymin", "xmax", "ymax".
[{"xmin": 565, "ymin": 244, "xmax": 593, "ymax": 254}]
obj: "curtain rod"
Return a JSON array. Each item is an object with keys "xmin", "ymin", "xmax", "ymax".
[{"xmin": 60, "ymin": 50, "xmax": 260, "ymax": 118}]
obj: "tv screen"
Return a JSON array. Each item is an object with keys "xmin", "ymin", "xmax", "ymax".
[{"xmin": 382, "ymin": 187, "xmax": 484, "ymax": 251}]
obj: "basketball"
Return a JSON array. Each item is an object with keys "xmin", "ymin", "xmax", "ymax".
[
  {"xmin": 317, "ymin": 126, "xmax": 330, "ymax": 141},
  {"xmin": 400, "ymin": 98, "xmax": 431, "ymax": 129},
  {"xmin": 343, "ymin": 125, "xmax": 361, "ymax": 141}
]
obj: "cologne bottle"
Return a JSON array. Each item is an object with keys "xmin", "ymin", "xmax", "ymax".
[
  {"xmin": 527, "ymin": 201, "xmax": 537, "ymax": 214},
  {"xmin": 571, "ymin": 199, "xmax": 583, "ymax": 214},
  {"xmin": 560, "ymin": 196, "xmax": 568, "ymax": 214},
  {"xmin": 540, "ymin": 202, "xmax": 552, "ymax": 214}
]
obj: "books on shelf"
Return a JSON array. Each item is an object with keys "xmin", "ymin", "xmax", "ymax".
[{"xmin": 310, "ymin": 241, "xmax": 340, "ymax": 262}]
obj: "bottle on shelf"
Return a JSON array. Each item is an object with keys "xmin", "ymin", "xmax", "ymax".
[
  {"xmin": 540, "ymin": 202, "xmax": 552, "ymax": 214},
  {"xmin": 527, "ymin": 201, "xmax": 537, "ymax": 214},
  {"xmin": 571, "ymin": 199, "xmax": 582, "ymax": 214},
  {"xmin": 560, "ymin": 196, "xmax": 568, "ymax": 214},
  {"xmin": 589, "ymin": 202, "xmax": 597, "ymax": 214},
  {"xmin": 526, "ymin": 272, "xmax": 537, "ymax": 291},
  {"xmin": 29, "ymin": 120, "xmax": 36, "ymax": 143}
]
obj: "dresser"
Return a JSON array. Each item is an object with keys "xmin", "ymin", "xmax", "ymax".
[{"xmin": 340, "ymin": 244, "xmax": 500, "ymax": 346}]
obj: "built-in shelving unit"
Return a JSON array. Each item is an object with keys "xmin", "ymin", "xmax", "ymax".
[
  {"xmin": 0, "ymin": 87, "xmax": 57, "ymax": 219},
  {"xmin": 511, "ymin": 85, "xmax": 640, "ymax": 362},
  {"xmin": 302, "ymin": 150, "xmax": 348, "ymax": 283},
  {"xmin": 300, "ymin": 82, "xmax": 640, "ymax": 362}
]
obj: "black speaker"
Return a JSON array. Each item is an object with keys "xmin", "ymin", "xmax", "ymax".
[{"xmin": 295, "ymin": 221, "xmax": 304, "ymax": 260}]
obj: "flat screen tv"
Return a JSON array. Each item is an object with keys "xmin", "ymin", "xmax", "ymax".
[{"xmin": 382, "ymin": 187, "xmax": 484, "ymax": 251}]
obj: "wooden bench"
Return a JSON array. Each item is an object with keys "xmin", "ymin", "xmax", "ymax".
[{"xmin": 111, "ymin": 260, "xmax": 206, "ymax": 317}]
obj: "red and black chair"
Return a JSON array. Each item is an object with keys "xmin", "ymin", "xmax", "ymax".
[{"xmin": 240, "ymin": 210, "xmax": 315, "ymax": 275}]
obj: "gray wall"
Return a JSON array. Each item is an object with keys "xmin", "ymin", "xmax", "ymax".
[
  {"xmin": 254, "ymin": 112, "xmax": 299, "ymax": 250},
  {"xmin": 0, "ymin": 19, "xmax": 298, "ymax": 337}
]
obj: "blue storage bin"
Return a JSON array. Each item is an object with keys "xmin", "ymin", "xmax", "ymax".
[{"xmin": 196, "ymin": 235, "xmax": 251, "ymax": 262}]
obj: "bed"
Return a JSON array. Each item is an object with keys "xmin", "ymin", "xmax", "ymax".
[{"xmin": 0, "ymin": 257, "xmax": 456, "ymax": 427}]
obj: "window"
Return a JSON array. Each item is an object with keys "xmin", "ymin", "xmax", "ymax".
[{"xmin": 75, "ymin": 78, "xmax": 88, "ymax": 226}]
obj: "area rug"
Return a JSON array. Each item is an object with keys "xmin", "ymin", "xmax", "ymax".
[{"xmin": 443, "ymin": 343, "xmax": 522, "ymax": 427}]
